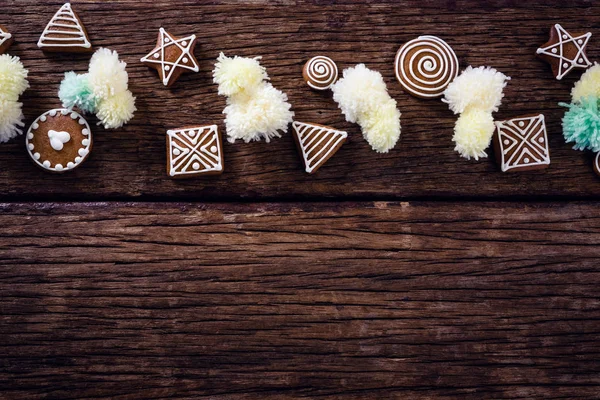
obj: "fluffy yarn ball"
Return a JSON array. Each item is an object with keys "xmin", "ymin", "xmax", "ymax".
[
  {"xmin": 561, "ymin": 96, "xmax": 600, "ymax": 152},
  {"xmin": 0, "ymin": 98, "xmax": 24, "ymax": 143},
  {"xmin": 331, "ymin": 64, "xmax": 401, "ymax": 153},
  {"xmin": 571, "ymin": 63, "xmax": 600, "ymax": 103},
  {"xmin": 443, "ymin": 66, "xmax": 510, "ymax": 114},
  {"xmin": 453, "ymin": 108, "xmax": 495, "ymax": 160},
  {"xmin": 96, "ymin": 90, "xmax": 137, "ymax": 130},
  {"xmin": 88, "ymin": 48, "xmax": 129, "ymax": 101},
  {"xmin": 0, "ymin": 54, "xmax": 29, "ymax": 101},
  {"xmin": 59, "ymin": 72, "xmax": 98, "ymax": 114},
  {"xmin": 223, "ymin": 83, "xmax": 294, "ymax": 143},
  {"xmin": 213, "ymin": 53, "xmax": 268, "ymax": 97}
]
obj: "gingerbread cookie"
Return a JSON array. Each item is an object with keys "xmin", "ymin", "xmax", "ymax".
[
  {"xmin": 292, "ymin": 121, "xmax": 347, "ymax": 174},
  {"xmin": 167, "ymin": 125, "xmax": 223, "ymax": 178},
  {"xmin": 493, "ymin": 114, "xmax": 550, "ymax": 172},
  {"xmin": 38, "ymin": 3, "xmax": 92, "ymax": 52},
  {"xmin": 395, "ymin": 36, "xmax": 459, "ymax": 99},
  {"xmin": 303, "ymin": 56, "xmax": 338, "ymax": 91},
  {"xmin": 141, "ymin": 28, "xmax": 199, "ymax": 87},
  {"xmin": 536, "ymin": 24, "xmax": 592, "ymax": 80},
  {"xmin": 26, "ymin": 109, "xmax": 92, "ymax": 173},
  {"xmin": 0, "ymin": 25, "xmax": 13, "ymax": 54},
  {"xmin": 594, "ymin": 153, "xmax": 600, "ymax": 177}
]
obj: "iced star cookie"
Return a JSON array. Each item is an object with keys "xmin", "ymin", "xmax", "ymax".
[
  {"xmin": 292, "ymin": 121, "xmax": 347, "ymax": 174},
  {"xmin": 166, "ymin": 125, "xmax": 223, "ymax": 178},
  {"xmin": 493, "ymin": 114, "xmax": 550, "ymax": 172},
  {"xmin": 536, "ymin": 24, "xmax": 592, "ymax": 80},
  {"xmin": 141, "ymin": 28, "xmax": 199, "ymax": 87},
  {"xmin": 303, "ymin": 56, "xmax": 338, "ymax": 90},
  {"xmin": 0, "ymin": 25, "xmax": 13, "ymax": 54},
  {"xmin": 26, "ymin": 109, "xmax": 92, "ymax": 173},
  {"xmin": 38, "ymin": 3, "xmax": 92, "ymax": 52},
  {"xmin": 395, "ymin": 36, "xmax": 459, "ymax": 99}
]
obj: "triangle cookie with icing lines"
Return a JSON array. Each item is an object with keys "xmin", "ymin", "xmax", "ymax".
[
  {"xmin": 38, "ymin": 3, "xmax": 92, "ymax": 52},
  {"xmin": 292, "ymin": 121, "xmax": 348, "ymax": 174}
]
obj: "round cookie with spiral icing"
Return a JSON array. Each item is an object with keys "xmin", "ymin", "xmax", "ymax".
[
  {"xmin": 303, "ymin": 56, "xmax": 338, "ymax": 91},
  {"xmin": 395, "ymin": 35, "xmax": 459, "ymax": 99},
  {"xmin": 25, "ymin": 109, "xmax": 92, "ymax": 173}
]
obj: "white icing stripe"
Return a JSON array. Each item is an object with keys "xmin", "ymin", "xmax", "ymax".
[
  {"xmin": 305, "ymin": 56, "xmax": 338, "ymax": 90},
  {"xmin": 292, "ymin": 121, "xmax": 347, "ymax": 174},
  {"xmin": 167, "ymin": 125, "xmax": 222, "ymax": 176},
  {"xmin": 140, "ymin": 27, "xmax": 199, "ymax": 86},
  {"xmin": 595, "ymin": 153, "xmax": 600, "ymax": 175},
  {"xmin": 495, "ymin": 114, "xmax": 550, "ymax": 172},
  {"xmin": 536, "ymin": 24, "xmax": 592, "ymax": 80},
  {"xmin": 395, "ymin": 35, "xmax": 458, "ymax": 98},
  {"xmin": 38, "ymin": 3, "xmax": 91, "ymax": 49}
]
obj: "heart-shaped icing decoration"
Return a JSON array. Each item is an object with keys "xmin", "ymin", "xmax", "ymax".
[{"xmin": 48, "ymin": 129, "xmax": 70, "ymax": 151}]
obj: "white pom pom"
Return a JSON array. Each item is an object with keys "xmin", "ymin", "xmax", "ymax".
[
  {"xmin": 223, "ymin": 83, "xmax": 294, "ymax": 143},
  {"xmin": 213, "ymin": 52, "xmax": 268, "ymax": 97},
  {"xmin": 360, "ymin": 99, "xmax": 401, "ymax": 153},
  {"xmin": 453, "ymin": 108, "xmax": 495, "ymax": 160},
  {"xmin": 443, "ymin": 66, "xmax": 510, "ymax": 114},
  {"xmin": 96, "ymin": 90, "xmax": 136, "ymax": 129},
  {"xmin": 0, "ymin": 98, "xmax": 24, "ymax": 143},
  {"xmin": 88, "ymin": 48, "xmax": 129, "ymax": 101},
  {"xmin": 0, "ymin": 54, "xmax": 29, "ymax": 101}
]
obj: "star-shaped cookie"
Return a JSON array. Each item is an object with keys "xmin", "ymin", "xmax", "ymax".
[
  {"xmin": 141, "ymin": 27, "xmax": 199, "ymax": 87},
  {"xmin": 0, "ymin": 25, "xmax": 13, "ymax": 54},
  {"xmin": 536, "ymin": 24, "xmax": 592, "ymax": 80}
]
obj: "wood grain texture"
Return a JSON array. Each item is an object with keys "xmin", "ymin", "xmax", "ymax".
[
  {"xmin": 1, "ymin": 201, "xmax": 599, "ymax": 399},
  {"xmin": 0, "ymin": 0, "xmax": 599, "ymax": 200}
]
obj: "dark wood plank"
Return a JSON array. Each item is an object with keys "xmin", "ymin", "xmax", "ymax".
[
  {"xmin": 0, "ymin": 0, "xmax": 598, "ymax": 200},
  {"xmin": 1, "ymin": 201, "xmax": 599, "ymax": 399}
]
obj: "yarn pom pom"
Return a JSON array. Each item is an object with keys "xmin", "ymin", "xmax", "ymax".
[
  {"xmin": 0, "ymin": 98, "xmax": 24, "ymax": 143},
  {"xmin": 96, "ymin": 90, "xmax": 137, "ymax": 130},
  {"xmin": 453, "ymin": 108, "xmax": 495, "ymax": 160},
  {"xmin": 561, "ymin": 96, "xmax": 600, "ymax": 152},
  {"xmin": 331, "ymin": 64, "xmax": 401, "ymax": 153},
  {"xmin": 59, "ymin": 72, "xmax": 98, "ymax": 114},
  {"xmin": 443, "ymin": 66, "xmax": 510, "ymax": 114},
  {"xmin": 223, "ymin": 83, "xmax": 294, "ymax": 143},
  {"xmin": 213, "ymin": 52, "xmax": 268, "ymax": 97},
  {"xmin": 88, "ymin": 48, "xmax": 129, "ymax": 101},
  {"xmin": 0, "ymin": 54, "xmax": 29, "ymax": 101},
  {"xmin": 571, "ymin": 63, "xmax": 600, "ymax": 103}
]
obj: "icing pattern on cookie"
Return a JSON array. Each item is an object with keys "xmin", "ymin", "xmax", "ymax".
[
  {"xmin": 395, "ymin": 35, "xmax": 459, "ymax": 99},
  {"xmin": 594, "ymin": 153, "xmax": 600, "ymax": 177},
  {"xmin": 536, "ymin": 24, "xmax": 592, "ymax": 80},
  {"xmin": 494, "ymin": 114, "xmax": 550, "ymax": 172},
  {"xmin": 167, "ymin": 125, "xmax": 223, "ymax": 177},
  {"xmin": 0, "ymin": 26, "xmax": 12, "ymax": 48},
  {"xmin": 25, "ymin": 109, "xmax": 92, "ymax": 173},
  {"xmin": 140, "ymin": 28, "xmax": 199, "ymax": 86},
  {"xmin": 292, "ymin": 121, "xmax": 347, "ymax": 174},
  {"xmin": 38, "ymin": 3, "xmax": 91, "ymax": 50},
  {"xmin": 303, "ymin": 56, "xmax": 338, "ymax": 90}
]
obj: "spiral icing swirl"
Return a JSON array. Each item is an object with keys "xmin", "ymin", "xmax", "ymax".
[
  {"xmin": 303, "ymin": 56, "xmax": 338, "ymax": 90},
  {"xmin": 395, "ymin": 36, "xmax": 459, "ymax": 99}
]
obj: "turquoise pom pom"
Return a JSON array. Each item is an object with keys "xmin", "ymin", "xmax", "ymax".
[
  {"xmin": 58, "ymin": 72, "xmax": 98, "ymax": 114},
  {"xmin": 561, "ymin": 96, "xmax": 600, "ymax": 152}
]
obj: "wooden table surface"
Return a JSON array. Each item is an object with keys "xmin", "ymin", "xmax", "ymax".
[{"xmin": 1, "ymin": 1, "xmax": 599, "ymax": 399}]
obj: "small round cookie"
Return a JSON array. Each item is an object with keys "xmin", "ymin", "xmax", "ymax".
[
  {"xmin": 303, "ymin": 56, "xmax": 338, "ymax": 90},
  {"xmin": 395, "ymin": 35, "xmax": 459, "ymax": 99},
  {"xmin": 26, "ymin": 109, "xmax": 92, "ymax": 173}
]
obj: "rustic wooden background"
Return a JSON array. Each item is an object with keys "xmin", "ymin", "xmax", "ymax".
[{"xmin": 1, "ymin": 0, "xmax": 599, "ymax": 399}]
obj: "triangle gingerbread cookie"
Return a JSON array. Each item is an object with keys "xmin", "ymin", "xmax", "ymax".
[
  {"xmin": 38, "ymin": 3, "xmax": 92, "ymax": 52},
  {"xmin": 292, "ymin": 121, "xmax": 348, "ymax": 174},
  {"xmin": 166, "ymin": 125, "xmax": 224, "ymax": 178}
]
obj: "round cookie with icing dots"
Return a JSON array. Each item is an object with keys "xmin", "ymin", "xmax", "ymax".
[
  {"xmin": 395, "ymin": 35, "xmax": 459, "ymax": 99},
  {"xmin": 26, "ymin": 109, "xmax": 92, "ymax": 173},
  {"xmin": 303, "ymin": 56, "xmax": 338, "ymax": 91}
]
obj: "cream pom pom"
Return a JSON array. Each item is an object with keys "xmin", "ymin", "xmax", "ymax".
[
  {"xmin": 0, "ymin": 98, "xmax": 24, "ymax": 143},
  {"xmin": 213, "ymin": 53, "xmax": 268, "ymax": 97},
  {"xmin": 88, "ymin": 48, "xmax": 129, "ymax": 101},
  {"xmin": 96, "ymin": 90, "xmax": 136, "ymax": 129},
  {"xmin": 443, "ymin": 66, "xmax": 510, "ymax": 114},
  {"xmin": 572, "ymin": 63, "xmax": 600, "ymax": 102},
  {"xmin": 0, "ymin": 55, "xmax": 29, "ymax": 101},
  {"xmin": 331, "ymin": 64, "xmax": 401, "ymax": 153},
  {"xmin": 453, "ymin": 108, "xmax": 495, "ymax": 160},
  {"xmin": 223, "ymin": 83, "xmax": 294, "ymax": 143}
]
